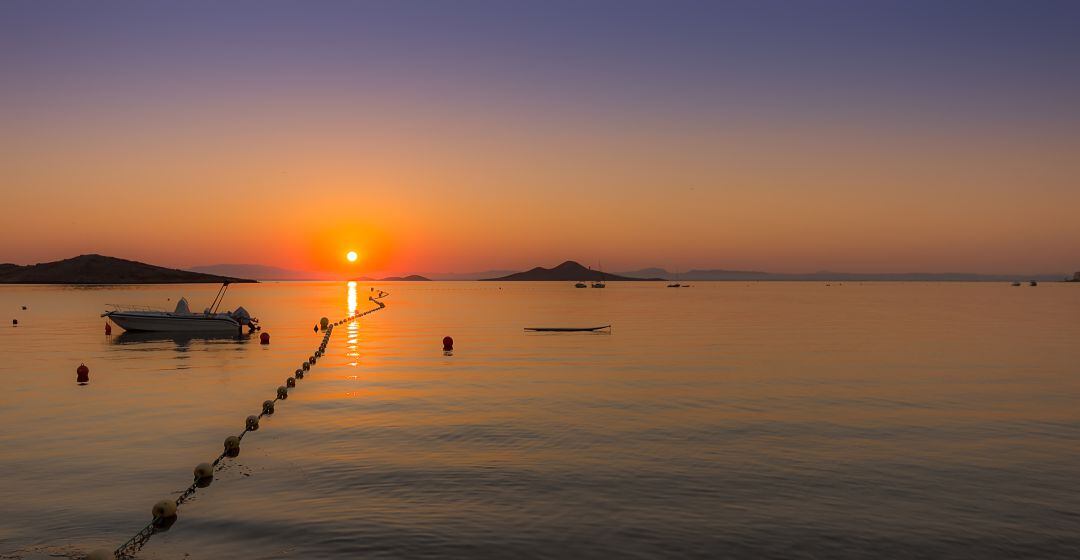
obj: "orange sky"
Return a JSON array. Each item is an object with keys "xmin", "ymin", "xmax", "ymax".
[{"xmin": 2, "ymin": 2, "xmax": 1078, "ymax": 276}]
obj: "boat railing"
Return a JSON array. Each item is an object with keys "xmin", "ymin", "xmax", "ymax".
[{"xmin": 104, "ymin": 303, "xmax": 168, "ymax": 313}]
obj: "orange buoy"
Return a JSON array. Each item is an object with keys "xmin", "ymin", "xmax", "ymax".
[
  {"xmin": 105, "ymin": 322, "xmax": 112, "ymax": 335},
  {"xmin": 260, "ymin": 332, "xmax": 270, "ymax": 345},
  {"xmin": 443, "ymin": 336, "xmax": 453, "ymax": 351}
]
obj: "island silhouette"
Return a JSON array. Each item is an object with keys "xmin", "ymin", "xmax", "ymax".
[
  {"xmin": 0, "ymin": 255, "xmax": 254, "ymax": 284},
  {"xmin": 483, "ymin": 261, "xmax": 661, "ymax": 281}
]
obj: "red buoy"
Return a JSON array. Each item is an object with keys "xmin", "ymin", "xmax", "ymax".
[
  {"xmin": 442, "ymin": 336, "xmax": 453, "ymax": 351},
  {"xmin": 76, "ymin": 363, "xmax": 89, "ymax": 383},
  {"xmin": 260, "ymin": 332, "xmax": 270, "ymax": 345},
  {"xmin": 105, "ymin": 323, "xmax": 112, "ymax": 335}
]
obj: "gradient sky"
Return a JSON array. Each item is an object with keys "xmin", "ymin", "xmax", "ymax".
[{"xmin": 2, "ymin": 0, "xmax": 1078, "ymax": 275}]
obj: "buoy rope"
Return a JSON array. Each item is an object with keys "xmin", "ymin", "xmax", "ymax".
[{"xmin": 108, "ymin": 293, "xmax": 389, "ymax": 559}]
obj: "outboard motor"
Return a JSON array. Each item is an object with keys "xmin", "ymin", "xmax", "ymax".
[{"xmin": 232, "ymin": 306, "xmax": 259, "ymax": 332}]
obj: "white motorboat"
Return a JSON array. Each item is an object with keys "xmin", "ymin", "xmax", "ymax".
[{"xmin": 102, "ymin": 282, "xmax": 258, "ymax": 333}]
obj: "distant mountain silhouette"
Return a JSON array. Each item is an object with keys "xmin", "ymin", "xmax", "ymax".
[
  {"xmin": 620, "ymin": 266, "xmax": 1066, "ymax": 282},
  {"xmin": 188, "ymin": 263, "xmax": 316, "ymax": 280},
  {"xmin": 380, "ymin": 275, "xmax": 431, "ymax": 281},
  {"xmin": 484, "ymin": 261, "xmax": 662, "ymax": 281},
  {"xmin": 0, "ymin": 254, "xmax": 255, "ymax": 284},
  {"xmin": 618, "ymin": 267, "xmax": 669, "ymax": 278},
  {"xmin": 422, "ymin": 270, "xmax": 520, "ymax": 281}
]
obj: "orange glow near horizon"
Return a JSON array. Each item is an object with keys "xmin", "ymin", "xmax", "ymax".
[{"xmin": 1, "ymin": 86, "xmax": 1078, "ymax": 278}]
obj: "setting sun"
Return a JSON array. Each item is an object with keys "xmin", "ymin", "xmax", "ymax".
[{"xmin": 346, "ymin": 251, "xmax": 358, "ymax": 262}]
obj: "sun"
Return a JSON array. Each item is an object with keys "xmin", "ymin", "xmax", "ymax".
[{"xmin": 346, "ymin": 251, "xmax": 358, "ymax": 262}]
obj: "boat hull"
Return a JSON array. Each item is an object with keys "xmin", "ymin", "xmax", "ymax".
[{"xmin": 107, "ymin": 313, "xmax": 241, "ymax": 333}]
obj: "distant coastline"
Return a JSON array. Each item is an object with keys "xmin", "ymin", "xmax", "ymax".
[
  {"xmin": 0, "ymin": 255, "xmax": 254, "ymax": 284},
  {"xmin": 5, "ymin": 255, "xmax": 1073, "ymax": 284},
  {"xmin": 482, "ymin": 261, "xmax": 662, "ymax": 281},
  {"xmin": 479, "ymin": 261, "xmax": 1070, "ymax": 283},
  {"xmin": 617, "ymin": 268, "xmax": 1073, "ymax": 283},
  {"xmin": 379, "ymin": 275, "xmax": 431, "ymax": 282}
]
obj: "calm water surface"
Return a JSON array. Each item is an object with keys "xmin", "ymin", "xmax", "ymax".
[{"xmin": 1, "ymin": 282, "xmax": 1078, "ymax": 559}]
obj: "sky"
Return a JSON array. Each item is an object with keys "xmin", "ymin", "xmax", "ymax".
[{"xmin": 2, "ymin": 0, "xmax": 1078, "ymax": 276}]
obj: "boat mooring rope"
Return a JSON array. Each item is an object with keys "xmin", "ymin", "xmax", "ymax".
[{"xmin": 94, "ymin": 293, "xmax": 389, "ymax": 560}]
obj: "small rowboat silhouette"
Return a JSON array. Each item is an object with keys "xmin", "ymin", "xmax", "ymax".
[{"xmin": 524, "ymin": 325, "xmax": 611, "ymax": 332}]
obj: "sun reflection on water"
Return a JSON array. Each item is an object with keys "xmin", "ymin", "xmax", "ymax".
[
  {"xmin": 346, "ymin": 281, "xmax": 359, "ymax": 367},
  {"xmin": 346, "ymin": 281, "xmax": 357, "ymax": 315}
]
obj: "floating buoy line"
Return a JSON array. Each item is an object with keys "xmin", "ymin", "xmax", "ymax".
[{"xmin": 91, "ymin": 292, "xmax": 389, "ymax": 560}]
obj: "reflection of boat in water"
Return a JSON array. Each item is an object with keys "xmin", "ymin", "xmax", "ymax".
[
  {"xmin": 1011, "ymin": 281, "xmax": 1021, "ymax": 286},
  {"xmin": 1030, "ymin": 281, "xmax": 1038, "ymax": 286},
  {"xmin": 575, "ymin": 282, "xmax": 587, "ymax": 288},
  {"xmin": 113, "ymin": 330, "xmax": 250, "ymax": 346},
  {"xmin": 102, "ymin": 282, "xmax": 258, "ymax": 333}
]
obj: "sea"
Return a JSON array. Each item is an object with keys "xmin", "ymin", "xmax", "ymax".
[{"xmin": 1, "ymin": 281, "xmax": 1078, "ymax": 559}]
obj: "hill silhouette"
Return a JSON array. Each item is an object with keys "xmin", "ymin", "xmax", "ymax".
[
  {"xmin": 483, "ymin": 261, "xmax": 661, "ymax": 281},
  {"xmin": 188, "ymin": 263, "xmax": 315, "ymax": 280},
  {"xmin": 0, "ymin": 254, "xmax": 254, "ymax": 284}
]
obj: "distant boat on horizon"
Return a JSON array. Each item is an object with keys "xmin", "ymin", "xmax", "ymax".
[{"xmin": 591, "ymin": 263, "xmax": 606, "ymax": 288}]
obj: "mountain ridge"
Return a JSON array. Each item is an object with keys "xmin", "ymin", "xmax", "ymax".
[
  {"xmin": 187, "ymin": 263, "xmax": 316, "ymax": 280},
  {"xmin": 0, "ymin": 255, "xmax": 255, "ymax": 284},
  {"xmin": 483, "ymin": 261, "xmax": 662, "ymax": 281}
]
